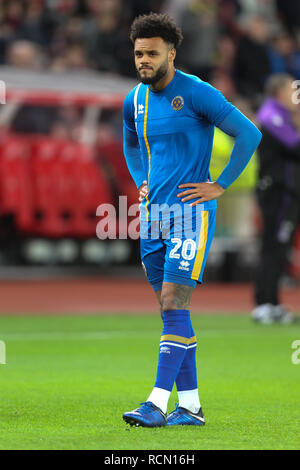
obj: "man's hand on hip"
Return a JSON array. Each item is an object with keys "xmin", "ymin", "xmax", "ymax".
[
  {"xmin": 177, "ymin": 181, "xmax": 225, "ymax": 206},
  {"xmin": 138, "ymin": 180, "xmax": 149, "ymax": 202}
]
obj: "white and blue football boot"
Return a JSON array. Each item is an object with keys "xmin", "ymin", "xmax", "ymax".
[
  {"xmin": 167, "ymin": 404, "xmax": 205, "ymax": 426},
  {"xmin": 123, "ymin": 401, "xmax": 167, "ymax": 427}
]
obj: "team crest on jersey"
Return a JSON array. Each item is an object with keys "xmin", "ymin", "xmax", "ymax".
[{"xmin": 171, "ymin": 96, "xmax": 184, "ymax": 111}]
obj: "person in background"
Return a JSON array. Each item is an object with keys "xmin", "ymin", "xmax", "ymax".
[
  {"xmin": 234, "ymin": 16, "xmax": 272, "ymax": 105},
  {"xmin": 276, "ymin": 0, "xmax": 300, "ymax": 37},
  {"xmin": 82, "ymin": 0, "xmax": 134, "ymax": 76},
  {"xmin": 6, "ymin": 39, "xmax": 42, "ymax": 68},
  {"xmin": 177, "ymin": 0, "xmax": 220, "ymax": 81},
  {"xmin": 267, "ymin": 31, "xmax": 300, "ymax": 80},
  {"xmin": 252, "ymin": 73, "xmax": 300, "ymax": 324}
]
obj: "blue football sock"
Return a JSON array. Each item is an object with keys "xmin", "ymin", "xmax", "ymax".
[
  {"xmin": 154, "ymin": 309, "xmax": 191, "ymax": 392},
  {"xmin": 175, "ymin": 318, "xmax": 198, "ymax": 392}
]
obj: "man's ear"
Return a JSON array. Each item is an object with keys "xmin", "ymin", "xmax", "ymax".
[{"xmin": 169, "ymin": 47, "xmax": 176, "ymax": 62}]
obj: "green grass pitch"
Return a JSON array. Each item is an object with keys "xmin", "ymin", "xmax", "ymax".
[{"xmin": 0, "ymin": 313, "xmax": 299, "ymax": 450}]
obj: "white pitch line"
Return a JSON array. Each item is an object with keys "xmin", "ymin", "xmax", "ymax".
[
  {"xmin": 0, "ymin": 331, "xmax": 138, "ymax": 341},
  {"xmin": 0, "ymin": 330, "xmax": 223, "ymax": 342},
  {"xmin": 0, "ymin": 328, "xmax": 296, "ymax": 342}
]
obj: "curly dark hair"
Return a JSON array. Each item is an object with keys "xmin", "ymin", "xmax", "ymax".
[{"xmin": 129, "ymin": 13, "xmax": 183, "ymax": 49}]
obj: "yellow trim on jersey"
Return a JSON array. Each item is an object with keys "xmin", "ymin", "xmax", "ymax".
[
  {"xmin": 160, "ymin": 335, "xmax": 197, "ymax": 345},
  {"xmin": 191, "ymin": 210, "xmax": 209, "ymax": 280},
  {"xmin": 143, "ymin": 87, "xmax": 151, "ymax": 221}
]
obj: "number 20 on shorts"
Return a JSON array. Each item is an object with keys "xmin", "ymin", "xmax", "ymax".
[{"xmin": 169, "ymin": 238, "xmax": 197, "ymax": 261}]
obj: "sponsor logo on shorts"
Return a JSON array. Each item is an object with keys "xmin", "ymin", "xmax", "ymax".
[{"xmin": 179, "ymin": 260, "xmax": 190, "ymax": 271}]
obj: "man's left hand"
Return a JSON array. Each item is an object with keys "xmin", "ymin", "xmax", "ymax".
[{"xmin": 177, "ymin": 181, "xmax": 225, "ymax": 206}]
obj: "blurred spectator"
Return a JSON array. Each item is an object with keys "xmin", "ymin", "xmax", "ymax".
[
  {"xmin": 209, "ymin": 96, "xmax": 258, "ymax": 240},
  {"xmin": 49, "ymin": 13, "xmax": 85, "ymax": 64},
  {"xmin": 64, "ymin": 14, "xmax": 84, "ymax": 42},
  {"xmin": 6, "ymin": 39, "xmax": 42, "ymax": 68},
  {"xmin": 162, "ymin": 0, "xmax": 190, "ymax": 24},
  {"xmin": 236, "ymin": 0, "xmax": 279, "ymax": 34},
  {"xmin": 0, "ymin": 0, "xmax": 23, "ymax": 63},
  {"xmin": 218, "ymin": 0, "xmax": 241, "ymax": 34},
  {"xmin": 210, "ymin": 70, "xmax": 236, "ymax": 101},
  {"xmin": 252, "ymin": 74, "xmax": 300, "ymax": 324},
  {"xmin": 18, "ymin": 0, "xmax": 57, "ymax": 46},
  {"xmin": 4, "ymin": 0, "xmax": 24, "ymax": 32},
  {"xmin": 50, "ymin": 43, "xmax": 89, "ymax": 71},
  {"xmin": 276, "ymin": 0, "xmax": 300, "ymax": 37},
  {"xmin": 128, "ymin": 0, "xmax": 163, "ymax": 19},
  {"xmin": 50, "ymin": 104, "xmax": 83, "ymax": 140},
  {"xmin": 234, "ymin": 16, "xmax": 271, "ymax": 104},
  {"xmin": 267, "ymin": 31, "xmax": 300, "ymax": 80},
  {"xmin": 215, "ymin": 34, "xmax": 236, "ymax": 72},
  {"xmin": 82, "ymin": 0, "xmax": 134, "ymax": 76},
  {"xmin": 177, "ymin": 0, "xmax": 220, "ymax": 81},
  {"xmin": 46, "ymin": 0, "xmax": 81, "ymax": 16}
]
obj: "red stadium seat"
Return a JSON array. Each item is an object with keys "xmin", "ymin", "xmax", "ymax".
[
  {"xmin": 0, "ymin": 134, "xmax": 33, "ymax": 232},
  {"xmin": 71, "ymin": 144, "xmax": 114, "ymax": 237},
  {"xmin": 0, "ymin": 135, "xmax": 116, "ymax": 239},
  {"xmin": 30, "ymin": 136, "xmax": 66, "ymax": 236},
  {"xmin": 55, "ymin": 140, "xmax": 81, "ymax": 235},
  {"xmin": 30, "ymin": 139, "xmax": 115, "ymax": 238},
  {"xmin": 98, "ymin": 140, "xmax": 138, "ymax": 207}
]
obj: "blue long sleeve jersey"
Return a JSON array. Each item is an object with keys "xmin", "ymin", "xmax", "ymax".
[{"xmin": 123, "ymin": 69, "xmax": 262, "ymax": 221}]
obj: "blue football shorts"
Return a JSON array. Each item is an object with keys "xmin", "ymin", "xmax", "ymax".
[{"xmin": 140, "ymin": 209, "xmax": 216, "ymax": 291}]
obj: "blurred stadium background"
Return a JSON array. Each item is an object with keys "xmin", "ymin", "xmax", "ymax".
[{"xmin": 0, "ymin": 0, "xmax": 299, "ymax": 312}]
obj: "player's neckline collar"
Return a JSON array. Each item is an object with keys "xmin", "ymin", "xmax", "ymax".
[{"xmin": 148, "ymin": 69, "xmax": 178, "ymax": 94}]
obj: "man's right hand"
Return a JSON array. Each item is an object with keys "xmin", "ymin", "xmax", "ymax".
[{"xmin": 138, "ymin": 180, "xmax": 148, "ymax": 202}]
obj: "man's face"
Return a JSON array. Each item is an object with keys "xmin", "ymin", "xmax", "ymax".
[
  {"xmin": 134, "ymin": 37, "xmax": 175, "ymax": 85},
  {"xmin": 278, "ymin": 79, "xmax": 298, "ymax": 112}
]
